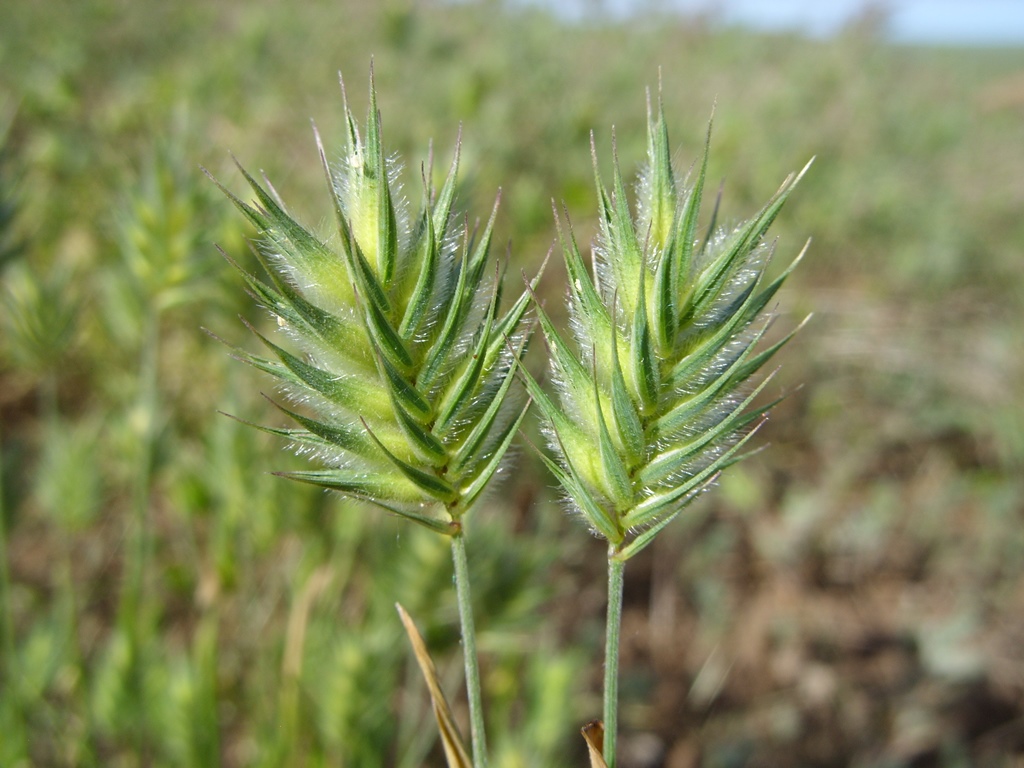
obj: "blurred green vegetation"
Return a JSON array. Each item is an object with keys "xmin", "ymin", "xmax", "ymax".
[{"xmin": 1, "ymin": 0, "xmax": 1023, "ymax": 765}]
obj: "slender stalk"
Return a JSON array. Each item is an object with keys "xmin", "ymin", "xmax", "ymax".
[
  {"xmin": 450, "ymin": 530, "xmax": 487, "ymax": 768},
  {"xmin": 119, "ymin": 311, "xmax": 160, "ymax": 762},
  {"xmin": 42, "ymin": 373, "xmax": 97, "ymax": 764},
  {"xmin": 603, "ymin": 553, "xmax": 626, "ymax": 767},
  {"xmin": 0, "ymin": 419, "xmax": 27, "ymax": 759},
  {"xmin": 190, "ymin": 612, "xmax": 220, "ymax": 767},
  {"xmin": 130, "ymin": 314, "xmax": 161, "ymax": 610},
  {"xmin": 0, "ymin": 422, "xmax": 11, "ymax": 660}
]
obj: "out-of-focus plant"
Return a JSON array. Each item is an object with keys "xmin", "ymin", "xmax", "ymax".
[
  {"xmin": 1, "ymin": 261, "xmax": 81, "ymax": 381},
  {"xmin": 0, "ymin": 99, "xmax": 100, "ymax": 767},
  {"xmin": 91, "ymin": 127, "xmax": 244, "ymax": 757},
  {"xmin": 0, "ymin": 99, "xmax": 26, "ymax": 767},
  {"xmin": 0, "ymin": 105, "xmax": 21, "ymax": 272},
  {"xmin": 0, "ymin": 101, "xmax": 80, "ymax": 386},
  {"xmin": 518, "ymin": 91, "xmax": 810, "ymax": 764}
]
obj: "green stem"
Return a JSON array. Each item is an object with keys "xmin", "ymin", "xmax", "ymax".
[
  {"xmin": 118, "ymin": 311, "xmax": 161, "ymax": 762},
  {"xmin": 131, "ymin": 315, "xmax": 161, "ymax": 607},
  {"xmin": 0, "ymin": 425, "xmax": 11, "ymax": 663},
  {"xmin": 603, "ymin": 553, "xmax": 626, "ymax": 767},
  {"xmin": 450, "ymin": 530, "xmax": 487, "ymax": 768},
  {"xmin": 0, "ymin": 420, "xmax": 27, "ymax": 758},
  {"xmin": 191, "ymin": 612, "xmax": 221, "ymax": 767},
  {"xmin": 39, "ymin": 374, "xmax": 97, "ymax": 764}
]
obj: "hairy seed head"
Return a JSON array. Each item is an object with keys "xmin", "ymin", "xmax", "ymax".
[
  {"xmin": 525, "ymin": 89, "xmax": 811, "ymax": 560},
  {"xmin": 211, "ymin": 75, "xmax": 534, "ymax": 533}
]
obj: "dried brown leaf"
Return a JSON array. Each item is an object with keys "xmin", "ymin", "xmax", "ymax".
[
  {"xmin": 396, "ymin": 603, "xmax": 473, "ymax": 768},
  {"xmin": 582, "ymin": 720, "xmax": 608, "ymax": 768}
]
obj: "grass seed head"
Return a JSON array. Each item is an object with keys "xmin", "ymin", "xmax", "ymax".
[
  {"xmin": 529, "ymin": 90, "xmax": 811, "ymax": 559},
  {"xmin": 214, "ymin": 74, "xmax": 532, "ymax": 532}
]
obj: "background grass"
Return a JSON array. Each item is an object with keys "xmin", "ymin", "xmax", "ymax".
[{"xmin": 1, "ymin": 0, "xmax": 1023, "ymax": 765}]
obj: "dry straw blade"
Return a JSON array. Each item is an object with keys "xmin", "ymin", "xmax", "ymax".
[
  {"xmin": 582, "ymin": 720, "xmax": 609, "ymax": 768},
  {"xmin": 396, "ymin": 604, "xmax": 473, "ymax": 768}
]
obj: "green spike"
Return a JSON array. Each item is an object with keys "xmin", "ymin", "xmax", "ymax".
[
  {"xmin": 360, "ymin": 419, "xmax": 457, "ymax": 504},
  {"xmin": 532, "ymin": 295, "xmax": 601, "ymax": 432},
  {"xmin": 434, "ymin": 274, "xmax": 499, "ymax": 435},
  {"xmin": 399, "ymin": 193, "xmax": 441, "ymax": 339},
  {"xmin": 226, "ymin": 248, "xmax": 368, "ymax": 370},
  {"xmin": 606, "ymin": 299, "xmax": 644, "ymax": 465},
  {"xmin": 458, "ymin": 399, "xmax": 531, "ymax": 513},
  {"xmin": 644, "ymin": 90, "xmax": 675, "ymax": 256},
  {"xmin": 676, "ymin": 115, "xmax": 713, "ymax": 290},
  {"xmin": 615, "ymin": 509, "xmax": 682, "ymax": 561},
  {"xmin": 592, "ymin": 361, "xmax": 633, "ymax": 511},
  {"xmin": 557, "ymin": 208, "xmax": 611, "ymax": 339},
  {"xmin": 231, "ymin": 160, "xmax": 349, "ymax": 298},
  {"xmin": 417, "ymin": 243, "xmax": 472, "ymax": 390},
  {"xmin": 623, "ymin": 422, "xmax": 764, "ymax": 529},
  {"xmin": 276, "ymin": 468, "xmax": 420, "ymax": 504},
  {"xmin": 370, "ymin": 338, "xmax": 432, "ymax": 420},
  {"xmin": 608, "ymin": 136, "xmax": 644, "ymax": 310},
  {"xmin": 247, "ymin": 323, "xmax": 385, "ymax": 417},
  {"xmin": 450, "ymin": 339, "xmax": 527, "ymax": 475},
  {"xmin": 637, "ymin": 369, "xmax": 778, "ymax": 487},
  {"xmin": 266, "ymin": 398, "xmax": 381, "ymax": 460},
  {"xmin": 358, "ymin": 283, "xmax": 414, "ymax": 373},
  {"xmin": 388, "ymin": 388, "xmax": 448, "ymax": 468},
  {"xmin": 629, "ymin": 267, "xmax": 659, "ymax": 415},
  {"xmin": 218, "ymin": 73, "xmax": 534, "ymax": 551},
  {"xmin": 366, "ymin": 77, "xmax": 398, "ymax": 284},
  {"xmin": 550, "ymin": 429, "xmax": 623, "ymax": 544},
  {"xmin": 465, "ymin": 191, "xmax": 502, "ymax": 297},
  {"xmin": 653, "ymin": 319, "xmax": 771, "ymax": 437},
  {"xmin": 684, "ymin": 160, "xmax": 811, "ymax": 325},
  {"xmin": 432, "ymin": 137, "xmax": 461, "ymax": 241}
]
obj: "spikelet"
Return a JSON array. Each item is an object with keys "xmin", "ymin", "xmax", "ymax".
[
  {"xmin": 210, "ymin": 75, "xmax": 533, "ymax": 534},
  {"xmin": 523, "ymin": 91, "xmax": 811, "ymax": 560}
]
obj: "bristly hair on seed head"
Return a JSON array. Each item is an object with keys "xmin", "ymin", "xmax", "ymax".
[
  {"xmin": 208, "ymin": 72, "xmax": 540, "ymax": 534},
  {"xmin": 519, "ymin": 86, "xmax": 812, "ymax": 560}
]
